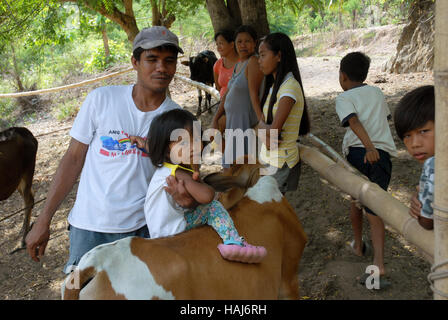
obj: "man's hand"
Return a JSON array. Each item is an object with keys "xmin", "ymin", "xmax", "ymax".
[
  {"xmin": 409, "ymin": 186, "xmax": 422, "ymax": 220},
  {"xmin": 165, "ymin": 175, "xmax": 199, "ymax": 209},
  {"xmin": 25, "ymin": 218, "xmax": 50, "ymax": 262},
  {"xmin": 364, "ymin": 148, "xmax": 380, "ymax": 164}
]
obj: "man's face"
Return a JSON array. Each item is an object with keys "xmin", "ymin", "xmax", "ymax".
[{"xmin": 132, "ymin": 47, "xmax": 178, "ymax": 93}]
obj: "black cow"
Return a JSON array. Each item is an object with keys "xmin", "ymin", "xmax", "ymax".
[
  {"xmin": 181, "ymin": 50, "xmax": 218, "ymax": 116},
  {"xmin": 0, "ymin": 127, "xmax": 38, "ymax": 248}
]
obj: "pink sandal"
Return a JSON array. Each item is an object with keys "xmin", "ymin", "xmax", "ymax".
[{"xmin": 217, "ymin": 241, "xmax": 267, "ymax": 264}]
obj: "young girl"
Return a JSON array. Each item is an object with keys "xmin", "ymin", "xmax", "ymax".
[
  {"xmin": 132, "ymin": 108, "xmax": 266, "ymax": 263},
  {"xmin": 257, "ymin": 32, "xmax": 310, "ymax": 194}
]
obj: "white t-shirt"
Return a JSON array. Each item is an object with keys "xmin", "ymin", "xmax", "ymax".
[
  {"xmin": 68, "ymin": 85, "xmax": 180, "ymax": 233},
  {"xmin": 335, "ymin": 85, "xmax": 397, "ymax": 157},
  {"xmin": 144, "ymin": 166, "xmax": 187, "ymax": 238}
]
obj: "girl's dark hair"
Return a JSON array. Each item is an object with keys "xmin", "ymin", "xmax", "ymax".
[
  {"xmin": 214, "ymin": 29, "xmax": 235, "ymax": 43},
  {"xmin": 146, "ymin": 109, "xmax": 197, "ymax": 167},
  {"xmin": 259, "ymin": 32, "xmax": 310, "ymax": 135},
  {"xmin": 394, "ymin": 85, "xmax": 435, "ymax": 140}
]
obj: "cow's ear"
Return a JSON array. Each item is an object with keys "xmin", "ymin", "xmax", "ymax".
[{"xmin": 181, "ymin": 61, "xmax": 190, "ymax": 66}]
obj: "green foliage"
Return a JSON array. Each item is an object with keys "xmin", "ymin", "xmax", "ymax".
[
  {"xmin": 83, "ymin": 39, "xmax": 130, "ymax": 72},
  {"xmin": 53, "ymin": 100, "xmax": 80, "ymax": 121},
  {"xmin": 0, "ymin": 98, "xmax": 17, "ymax": 126}
]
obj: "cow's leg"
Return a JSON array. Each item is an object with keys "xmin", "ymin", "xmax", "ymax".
[
  {"xmin": 197, "ymin": 89, "xmax": 202, "ymax": 117},
  {"xmin": 279, "ymin": 274, "xmax": 300, "ymax": 300},
  {"xmin": 206, "ymin": 92, "xmax": 212, "ymax": 113},
  {"xmin": 17, "ymin": 172, "xmax": 34, "ymax": 247}
]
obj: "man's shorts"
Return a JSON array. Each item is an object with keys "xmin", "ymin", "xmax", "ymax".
[
  {"xmin": 64, "ymin": 224, "xmax": 150, "ymax": 274},
  {"xmin": 346, "ymin": 147, "xmax": 392, "ymax": 215}
]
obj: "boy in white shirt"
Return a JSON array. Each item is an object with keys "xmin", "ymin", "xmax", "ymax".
[{"xmin": 335, "ymin": 52, "xmax": 397, "ymax": 289}]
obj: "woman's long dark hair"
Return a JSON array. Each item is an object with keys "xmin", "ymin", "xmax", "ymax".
[{"xmin": 259, "ymin": 32, "xmax": 310, "ymax": 135}]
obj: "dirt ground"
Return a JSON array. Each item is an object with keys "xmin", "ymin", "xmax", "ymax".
[{"xmin": 0, "ymin": 26, "xmax": 435, "ymax": 300}]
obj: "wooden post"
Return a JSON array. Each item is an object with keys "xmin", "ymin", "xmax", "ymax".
[{"xmin": 432, "ymin": 0, "xmax": 448, "ymax": 300}]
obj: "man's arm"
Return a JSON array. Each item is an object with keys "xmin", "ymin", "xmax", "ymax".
[
  {"xmin": 347, "ymin": 115, "xmax": 380, "ymax": 164},
  {"xmin": 26, "ymin": 138, "xmax": 88, "ymax": 262}
]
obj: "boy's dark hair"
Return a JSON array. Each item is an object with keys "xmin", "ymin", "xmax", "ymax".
[
  {"xmin": 394, "ymin": 85, "xmax": 435, "ymax": 140},
  {"xmin": 340, "ymin": 52, "xmax": 371, "ymax": 82},
  {"xmin": 259, "ymin": 32, "xmax": 310, "ymax": 135},
  {"xmin": 214, "ymin": 29, "xmax": 235, "ymax": 43},
  {"xmin": 146, "ymin": 109, "xmax": 197, "ymax": 167},
  {"xmin": 132, "ymin": 44, "xmax": 179, "ymax": 61}
]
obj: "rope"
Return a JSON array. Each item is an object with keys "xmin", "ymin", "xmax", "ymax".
[
  {"xmin": 0, "ymin": 197, "xmax": 46, "ymax": 223},
  {"xmin": 432, "ymin": 203, "xmax": 448, "ymax": 215},
  {"xmin": 34, "ymin": 126, "xmax": 72, "ymax": 138},
  {"xmin": 428, "ymin": 259, "xmax": 448, "ymax": 298},
  {"xmin": 0, "ymin": 67, "xmax": 134, "ymax": 98}
]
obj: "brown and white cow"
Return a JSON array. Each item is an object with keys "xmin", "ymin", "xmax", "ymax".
[{"xmin": 62, "ymin": 164, "xmax": 307, "ymax": 300}]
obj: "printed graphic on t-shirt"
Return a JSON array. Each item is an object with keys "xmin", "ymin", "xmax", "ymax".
[{"xmin": 99, "ymin": 130, "xmax": 147, "ymax": 158}]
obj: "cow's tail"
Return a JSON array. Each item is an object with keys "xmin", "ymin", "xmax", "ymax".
[{"xmin": 62, "ymin": 266, "xmax": 97, "ymax": 300}]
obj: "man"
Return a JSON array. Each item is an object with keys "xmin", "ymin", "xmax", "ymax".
[{"xmin": 25, "ymin": 26, "xmax": 195, "ymax": 273}]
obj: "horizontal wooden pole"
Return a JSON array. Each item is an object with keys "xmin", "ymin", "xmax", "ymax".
[{"xmin": 299, "ymin": 144, "xmax": 434, "ymax": 262}]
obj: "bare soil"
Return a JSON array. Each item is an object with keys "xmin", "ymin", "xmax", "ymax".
[{"xmin": 0, "ymin": 25, "xmax": 435, "ymax": 299}]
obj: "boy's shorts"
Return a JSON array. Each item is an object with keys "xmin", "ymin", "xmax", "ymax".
[
  {"xmin": 346, "ymin": 147, "xmax": 392, "ymax": 215},
  {"xmin": 64, "ymin": 224, "xmax": 150, "ymax": 274}
]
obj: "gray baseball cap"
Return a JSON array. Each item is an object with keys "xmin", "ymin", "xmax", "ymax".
[{"xmin": 133, "ymin": 26, "xmax": 184, "ymax": 54}]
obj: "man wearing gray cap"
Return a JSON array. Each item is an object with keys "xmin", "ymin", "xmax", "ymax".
[{"xmin": 26, "ymin": 26, "xmax": 195, "ymax": 272}]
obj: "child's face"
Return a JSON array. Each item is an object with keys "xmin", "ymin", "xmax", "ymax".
[
  {"xmin": 169, "ymin": 125, "xmax": 202, "ymax": 165},
  {"xmin": 403, "ymin": 120, "xmax": 435, "ymax": 163},
  {"xmin": 258, "ymin": 41, "xmax": 280, "ymax": 77}
]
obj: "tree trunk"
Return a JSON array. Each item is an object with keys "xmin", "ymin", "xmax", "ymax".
[
  {"xmin": 206, "ymin": 0, "xmax": 269, "ymax": 38},
  {"xmin": 102, "ymin": 26, "xmax": 110, "ymax": 58},
  {"xmin": 238, "ymin": 0, "xmax": 269, "ymax": 37},
  {"xmin": 384, "ymin": 0, "xmax": 434, "ymax": 74},
  {"xmin": 352, "ymin": 9, "xmax": 357, "ymax": 29},
  {"xmin": 150, "ymin": 0, "xmax": 175, "ymax": 28},
  {"xmin": 433, "ymin": 0, "xmax": 448, "ymax": 300},
  {"xmin": 61, "ymin": 0, "xmax": 140, "ymax": 42},
  {"xmin": 205, "ymin": 0, "xmax": 242, "ymax": 33}
]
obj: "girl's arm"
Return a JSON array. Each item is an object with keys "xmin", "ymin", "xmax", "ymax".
[
  {"xmin": 347, "ymin": 115, "xmax": 380, "ymax": 164},
  {"xmin": 175, "ymin": 169, "xmax": 215, "ymax": 204},
  {"xmin": 246, "ymin": 56, "xmax": 265, "ymax": 122},
  {"xmin": 258, "ymin": 96, "xmax": 295, "ymax": 149}
]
